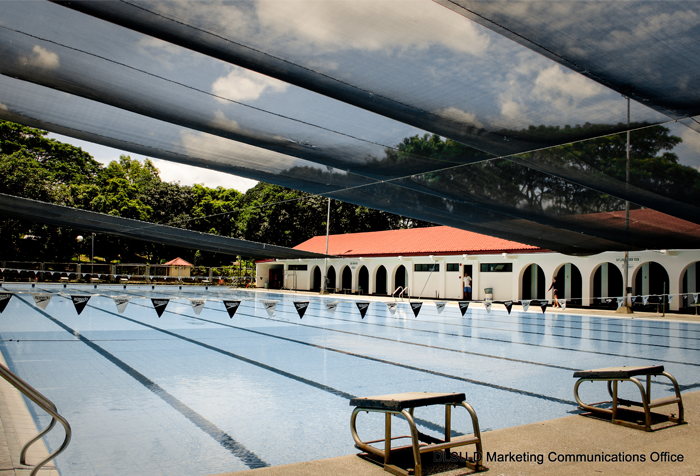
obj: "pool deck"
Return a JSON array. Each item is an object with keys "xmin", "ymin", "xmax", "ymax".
[
  {"xmin": 0, "ymin": 291, "xmax": 697, "ymax": 476},
  {"xmin": 217, "ymin": 389, "xmax": 700, "ymax": 476}
]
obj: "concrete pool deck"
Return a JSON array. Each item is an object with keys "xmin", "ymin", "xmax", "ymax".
[{"xmin": 219, "ymin": 389, "xmax": 700, "ymax": 476}]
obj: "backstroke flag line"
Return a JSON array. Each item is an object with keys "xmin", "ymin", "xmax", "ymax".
[
  {"xmin": 32, "ymin": 293, "xmax": 52, "ymax": 310},
  {"xmin": 324, "ymin": 301, "xmax": 339, "ymax": 313},
  {"xmin": 410, "ymin": 302, "xmax": 422, "ymax": 317},
  {"xmin": 261, "ymin": 300, "xmax": 278, "ymax": 317},
  {"xmin": 151, "ymin": 298, "xmax": 170, "ymax": 317},
  {"xmin": 435, "ymin": 302, "xmax": 446, "ymax": 314},
  {"xmin": 0, "ymin": 293, "xmax": 13, "ymax": 313},
  {"xmin": 112, "ymin": 296, "xmax": 130, "ymax": 313},
  {"xmin": 458, "ymin": 301, "xmax": 469, "ymax": 316},
  {"xmin": 557, "ymin": 299, "xmax": 566, "ymax": 310},
  {"xmin": 503, "ymin": 301, "xmax": 513, "ymax": 315},
  {"xmin": 356, "ymin": 302, "xmax": 370, "ymax": 318},
  {"xmin": 386, "ymin": 302, "xmax": 397, "ymax": 313},
  {"xmin": 189, "ymin": 298, "xmax": 206, "ymax": 315},
  {"xmin": 293, "ymin": 301, "xmax": 309, "ymax": 319},
  {"xmin": 70, "ymin": 295, "xmax": 92, "ymax": 315},
  {"xmin": 521, "ymin": 300, "xmax": 531, "ymax": 312},
  {"xmin": 223, "ymin": 300, "xmax": 241, "ymax": 318},
  {"xmin": 484, "ymin": 301, "xmax": 492, "ymax": 313},
  {"xmin": 539, "ymin": 300, "xmax": 548, "ymax": 313}
]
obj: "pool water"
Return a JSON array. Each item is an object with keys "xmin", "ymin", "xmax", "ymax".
[{"xmin": 0, "ymin": 284, "xmax": 698, "ymax": 475}]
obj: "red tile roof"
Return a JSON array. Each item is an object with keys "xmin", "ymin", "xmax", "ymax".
[
  {"xmin": 294, "ymin": 226, "xmax": 543, "ymax": 257},
  {"xmin": 163, "ymin": 257, "xmax": 193, "ymax": 266}
]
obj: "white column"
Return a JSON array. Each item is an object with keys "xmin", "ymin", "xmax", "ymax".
[
  {"xmin": 601, "ymin": 263, "xmax": 609, "ymax": 298},
  {"xmin": 642, "ymin": 263, "xmax": 650, "ymax": 296},
  {"xmin": 531, "ymin": 265, "xmax": 538, "ymax": 299},
  {"xmin": 688, "ymin": 263, "xmax": 697, "ymax": 293},
  {"xmin": 564, "ymin": 263, "xmax": 572, "ymax": 301}
]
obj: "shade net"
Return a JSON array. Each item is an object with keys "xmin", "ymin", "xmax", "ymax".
[
  {"xmin": 1, "ymin": 1, "xmax": 699, "ymax": 254},
  {"xmin": 0, "ymin": 194, "xmax": 327, "ymax": 260}
]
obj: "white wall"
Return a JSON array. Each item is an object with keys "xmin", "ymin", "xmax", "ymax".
[{"xmin": 257, "ymin": 250, "xmax": 700, "ymax": 310}]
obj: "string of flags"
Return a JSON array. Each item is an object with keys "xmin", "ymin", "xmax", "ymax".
[
  {"xmin": 0, "ymin": 267, "xmax": 241, "ymax": 282},
  {"xmin": 0, "ymin": 290, "xmax": 698, "ymax": 318}
]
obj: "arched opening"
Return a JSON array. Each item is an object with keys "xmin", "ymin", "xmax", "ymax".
[
  {"xmin": 681, "ymin": 261, "xmax": 699, "ymax": 310},
  {"xmin": 394, "ymin": 265, "xmax": 407, "ymax": 292},
  {"xmin": 358, "ymin": 266, "xmax": 369, "ymax": 294},
  {"xmin": 311, "ymin": 266, "xmax": 321, "ymax": 292},
  {"xmin": 554, "ymin": 263, "xmax": 582, "ymax": 305},
  {"xmin": 634, "ymin": 261, "xmax": 670, "ymax": 303},
  {"xmin": 592, "ymin": 262, "xmax": 623, "ymax": 305},
  {"xmin": 342, "ymin": 266, "xmax": 352, "ymax": 291},
  {"xmin": 521, "ymin": 264, "xmax": 545, "ymax": 300},
  {"xmin": 327, "ymin": 266, "xmax": 336, "ymax": 291},
  {"xmin": 375, "ymin": 266, "xmax": 387, "ymax": 295}
]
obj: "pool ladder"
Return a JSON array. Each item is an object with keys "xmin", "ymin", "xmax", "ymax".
[
  {"xmin": 392, "ymin": 286, "xmax": 410, "ymax": 302},
  {"xmin": 0, "ymin": 363, "xmax": 72, "ymax": 476}
]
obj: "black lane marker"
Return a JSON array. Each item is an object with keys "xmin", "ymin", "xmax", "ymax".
[
  {"xmin": 99, "ymin": 294, "xmax": 577, "ymax": 407},
  {"xmin": 15, "ymin": 295, "xmax": 269, "ymax": 469},
  {"xmin": 291, "ymin": 306, "xmax": 700, "ymax": 368}
]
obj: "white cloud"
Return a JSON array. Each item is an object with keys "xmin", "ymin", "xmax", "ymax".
[
  {"xmin": 212, "ymin": 66, "xmax": 288, "ymax": 103},
  {"xmin": 437, "ymin": 107, "xmax": 484, "ymax": 129},
  {"xmin": 255, "ymin": 0, "xmax": 489, "ymax": 55},
  {"xmin": 0, "ymin": 102, "xmax": 8, "ymax": 111},
  {"xmin": 533, "ymin": 65, "xmax": 605, "ymax": 103},
  {"xmin": 22, "ymin": 45, "xmax": 59, "ymax": 69},
  {"xmin": 149, "ymin": 158, "xmax": 258, "ymax": 191}
]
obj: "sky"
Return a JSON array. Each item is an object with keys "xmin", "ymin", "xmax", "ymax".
[{"xmin": 48, "ymin": 133, "xmax": 259, "ymax": 192}]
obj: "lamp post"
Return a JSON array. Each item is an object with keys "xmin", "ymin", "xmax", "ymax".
[{"xmin": 618, "ymin": 96, "xmax": 633, "ymax": 314}]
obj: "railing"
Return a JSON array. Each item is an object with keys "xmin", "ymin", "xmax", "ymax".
[
  {"xmin": 392, "ymin": 286, "xmax": 411, "ymax": 302},
  {"xmin": 0, "ymin": 363, "xmax": 71, "ymax": 476}
]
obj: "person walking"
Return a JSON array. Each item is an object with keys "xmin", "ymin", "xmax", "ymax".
[
  {"xmin": 463, "ymin": 272, "xmax": 472, "ymax": 300},
  {"xmin": 549, "ymin": 277, "xmax": 561, "ymax": 307}
]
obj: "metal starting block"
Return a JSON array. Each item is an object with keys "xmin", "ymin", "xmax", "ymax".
[
  {"xmin": 350, "ymin": 392, "xmax": 484, "ymax": 476},
  {"xmin": 573, "ymin": 365, "xmax": 685, "ymax": 431}
]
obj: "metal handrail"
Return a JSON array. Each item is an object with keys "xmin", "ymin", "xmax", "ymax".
[
  {"xmin": 0, "ymin": 363, "xmax": 71, "ymax": 476},
  {"xmin": 399, "ymin": 287, "xmax": 410, "ymax": 302}
]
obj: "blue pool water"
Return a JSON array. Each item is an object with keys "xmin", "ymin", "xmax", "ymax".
[{"xmin": 0, "ymin": 284, "xmax": 699, "ymax": 475}]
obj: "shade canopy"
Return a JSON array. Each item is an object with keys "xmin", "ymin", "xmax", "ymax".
[
  {"xmin": 0, "ymin": 194, "xmax": 327, "ymax": 260},
  {"xmin": 1, "ymin": 1, "xmax": 699, "ymax": 253}
]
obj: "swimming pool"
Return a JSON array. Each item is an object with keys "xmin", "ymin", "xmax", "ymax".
[{"xmin": 1, "ymin": 284, "xmax": 699, "ymax": 475}]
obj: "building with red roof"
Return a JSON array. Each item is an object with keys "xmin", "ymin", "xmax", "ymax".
[{"xmin": 255, "ymin": 223, "xmax": 699, "ymax": 312}]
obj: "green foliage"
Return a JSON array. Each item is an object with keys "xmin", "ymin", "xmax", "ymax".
[{"xmin": 0, "ymin": 121, "xmax": 434, "ymax": 264}]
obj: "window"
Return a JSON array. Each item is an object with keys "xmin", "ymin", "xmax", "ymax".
[
  {"xmin": 446, "ymin": 263, "xmax": 460, "ymax": 272},
  {"xmin": 480, "ymin": 263, "xmax": 512, "ymax": 272},
  {"xmin": 414, "ymin": 263, "xmax": 439, "ymax": 272},
  {"xmin": 288, "ymin": 265, "xmax": 307, "ymax": 271}
]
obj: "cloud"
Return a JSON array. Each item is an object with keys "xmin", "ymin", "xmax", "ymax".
[
  {"xmin": 22, "ymin": 45, "xmax": 59, "ymax": 69},
  {"xmin": 255, "ymin": 0, "xmax": 490, "ymax": 55},
  {"xmin": 534, "ymin": 66, "xmax": 604, "ymax": 102},
  {"xmin": 0, "ymin": 102, "xmax": 8, "ymax": 111},
  {"xmin": 212, "ymin": 66, "xmax": 288, "ymax": 103},
  {"xmin": 437, "ymin": 107, "xmax": 484, "ymax": 129},
  {"xmin": 150, "ymin": 157, "xmax": 258, "ymax": 191}
]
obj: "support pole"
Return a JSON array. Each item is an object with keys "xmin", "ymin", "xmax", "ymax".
[
  {"xmin": 321, "ymin": 197, "xmax": 331, "ymax": 294},
  {"xmin": 618, "ymin": 97, "xmax": 633, "ymax": 314}
]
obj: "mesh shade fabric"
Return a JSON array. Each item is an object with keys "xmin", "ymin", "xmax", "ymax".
[{"xmin": 1, "ymin": 1, "xmax": 699, "ymax": 253}]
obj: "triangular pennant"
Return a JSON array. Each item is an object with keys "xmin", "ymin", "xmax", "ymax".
[
  {"xmin": 694, "ymin": 293, "xmax": 698, "ymax": 304},
  {"xmin": 50, "ymin": 272, "xmax": 55, "ymax": 276},
  {"xmin": 293, "ymin": 301, "xmax": 309, "ymax": 319},
  {"xmin": 631, "ymin": 296, "xmax": 637, "ymax": 305},
  {"xmin": 484, "ymin": 301, "xmax": 492, "ymax": 313},
  {"xmin": 667, "ymin": 295, "xmax": 673, "ymax": 304},
  {"xmin": 112, "ymin": 296, "xmax": 130, "ymax": 313},
  {"xmin": 189, "ymin": 298, "xmax": 206, "ymax": 315},
  {"xmin": 557, "ymin": 299, "xmax": 566, "ymax": 310},
  {"xmin": 34, "ymin": 270, "xmax": 38, "ymax": 275},
  {"xmin": 31, "ymin": 293, "xmax": 53, "ymax": 310},
  {"xmin": 151, "ymin": 298, "xmax": 170, "ymax": 317},
  {"xmin": 539, "ymin": 300, "xmax": 548, "ymax": 313},
  {"xmin": 503, "ymin": 300, "xmax": 513, "ymax": 314},
  {"xmin": 435, "ymin": 302, "xmax": 446, "ymax": 314},
  {"xmin": 127, "ymin": 275, "xmax": 131, "ymax": 280},
  {"xmin": 643, "ymin": 295, "xmax": 649, "ymax": 306},
  {"xmin": 324, "ymin": 301, "xmax": 339, "ymax": 313},
  {"xmin": 410, "ymin": 302, "xmax": 423, "ymax": 317},
  {"xmin": 356, "ymin": 302, "xmax": 370, "ymax": 319},
  {"xmin": 458, "ymin": 301, "xmax": 470, "ymax": 316},
  {"xmin": 386, "ymin": 302, "xmax": 398, "ymax": 313},
  {"xmin": 223, "ymin": 300, "xmax": 241, "ymax": 318},
  {"xmin": 0, "ymin": 293, "xmax": 13, "ymax": 313},
  {"xmin": 616, "ymin": 297, "xmax": 624, "ymax": 309},
  {"xmin": 70, "ymin": 295, "xmax": 92, "ymax": 315},
  {"xmin": 261, "ymin": 300, "xmax": 278, "ymax": 317},
  {"xmin": 521, "ymin": 300, "xmax": 531, "ymax": 312}
]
